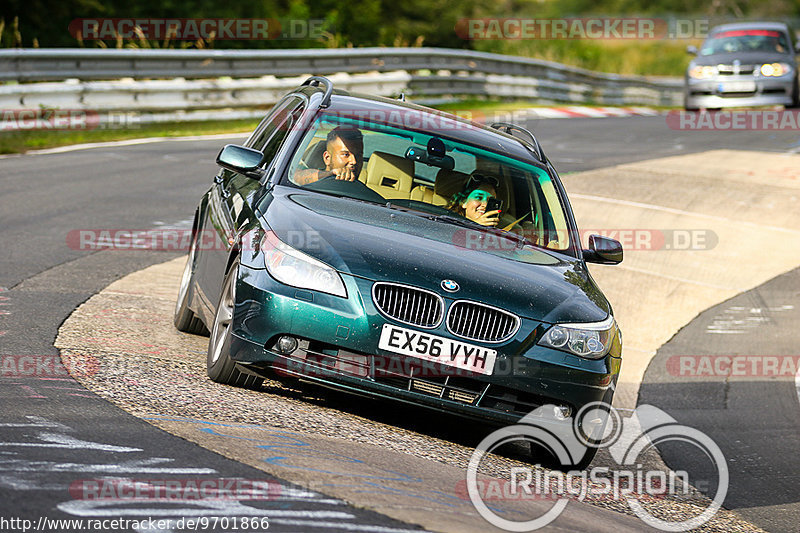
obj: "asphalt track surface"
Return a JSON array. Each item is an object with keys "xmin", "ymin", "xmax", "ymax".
[
  {"xmin": 1, "ymin": 114, "xmax": 798, "ymax": 532},
  {"xmin": 640, "ymin": 267, "xmax": 800, "ymax": 532}
]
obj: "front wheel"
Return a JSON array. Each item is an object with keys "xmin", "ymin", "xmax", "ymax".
[
  {"xmin": 174, "ymin": 229, "xmax": 209, "ymax": 335},
  {"xmin": 789, "ymin": 77, "xmax": 800, "ymax": 108},
  {"xmin": 206, "ymin": 260, "xmax": 263, "ymax": 390}
]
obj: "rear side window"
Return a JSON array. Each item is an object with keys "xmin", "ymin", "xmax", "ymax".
[{"xmin": 246, "ymin": 96, "xmax": 305, "ymax": 165}]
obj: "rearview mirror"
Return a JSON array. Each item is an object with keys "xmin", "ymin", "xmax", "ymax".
[
  {"xmin": 686, "ymin": 45, "xmax": 698, "ymax": 55},
  {"xmin": 216, "ymin": 144, "xmax": 265, "ymax": 180},
  {"xmin": 583, "ymin": 234, "xmax": 623, "ymax": 265},
  {"xmin": 404, "ymin": 146, "xmax": 455, "ymax": 170}
]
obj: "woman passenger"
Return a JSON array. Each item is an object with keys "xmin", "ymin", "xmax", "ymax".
[{"xmin": 448, "ymin": 174, "xmax": 501, "ymax": 227}]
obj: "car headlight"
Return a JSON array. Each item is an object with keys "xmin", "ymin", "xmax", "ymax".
[
  {"xmin": 759, "ymin": 62, "xmax": 792, "ymax": 77},
  {"xmin": 261, "ymin": 230, "xmax": 347, "ymax": 298},
  {"xmin": 688, "ymin": 65, "xmax": 717, "ymax": 79},
  {"xmin": 538, "ymin": 316, "xmax": 618, "ymax": 359}
]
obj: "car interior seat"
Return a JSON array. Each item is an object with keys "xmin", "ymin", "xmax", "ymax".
[{"xmin": 365, "ymin": 151, "xmax": 414, "ymax": 199}]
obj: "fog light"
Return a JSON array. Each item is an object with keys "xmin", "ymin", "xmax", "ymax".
[
  {"xmin": 553, "ymin": 405, "xmax": 572, "ymax": 420},
  {"xmin": 276, "ymin": 335, "xmax": 299, "ymax": 354}
]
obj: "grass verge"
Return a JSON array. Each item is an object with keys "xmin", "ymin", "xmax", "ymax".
[{"xmin": 0, "ymin": 118, "xmax": 259, "ymax": 155}]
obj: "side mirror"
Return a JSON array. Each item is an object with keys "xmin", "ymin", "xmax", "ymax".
[
  {"xmin": 686, "ymin": 45, "xmax": 698, "ymax": 55},
  {"xmin": 583, "ymin": 234, "xmax": 623, "ymax": 265},
  {"xmin": 216, "ymin": 144, "xmax": 265, "ymax": 180}
]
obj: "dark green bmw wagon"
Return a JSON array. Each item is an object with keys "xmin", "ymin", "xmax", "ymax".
[{"xmin": 175, "ymin": 77, "xmax": 623, "ymax": 463}]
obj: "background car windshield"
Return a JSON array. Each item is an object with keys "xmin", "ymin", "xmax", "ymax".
[
  {"xmin": 700, "ymin": 30, "xmax": 791, "ymax": 55},
  {"xmin": 284, "ymin": 113, "xmax": 573, "ymax": 252}
]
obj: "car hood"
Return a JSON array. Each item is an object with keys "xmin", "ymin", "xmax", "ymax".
[
  {"xmin": 262, "ymin": 187, "xmax": 610, "ymax": 324},
  {"xmin": 691, "ymin": 51, "xmax": 794, "ymax": 66}
]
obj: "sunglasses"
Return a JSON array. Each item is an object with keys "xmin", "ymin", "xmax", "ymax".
[{"xmin": 464, "ymin": 173, "xmax": 500, "ymax": 193}]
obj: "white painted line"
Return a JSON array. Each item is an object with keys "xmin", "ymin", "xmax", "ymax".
[
  {"xmin": 594, "ymin": 107, "xmax": 630, "ymax": 116},
  {"xmin": 58, "ymin": 499, "xmax": 348, "ymax": 518},
  {"xmin": 627, "ymin": 106, "xmax": 661, "ymax": 116},
  {"xmin": 795, "ymin": 366, "xmax": 800, "ymax": 409},
  {"xmin": 571, "ymin": 193, "xmax": 800, "ymax": 235},
  {"xmin": 528, "ymin": 108, "xmax": 574, "ymax": 119},
  {"xmin": 0, "ymin": 432, "xmax": 142, "ymax": 452},
  {"xmin": 1, "ymin": 461, "xmax": 217, "ymax": 474},
  {"xmin": 0, "ymin": 133, "xmax": 248, "ymax": 159}
]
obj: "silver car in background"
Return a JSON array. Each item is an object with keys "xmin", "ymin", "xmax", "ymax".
[{"xmin": 684, "ymin": 22, "xmax": 799, "ymax": 110}]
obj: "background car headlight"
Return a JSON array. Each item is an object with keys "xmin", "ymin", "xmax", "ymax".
[
  {"xmin": 261, "ymin": 230, "xmax": 347, "ymax": 298},
  {"xmin": 759, "ymin": 63, "xmax": 791, "ymax": 77},
  {"xmin": 688, "ymin": 65, "xmax": 717, "ymax": 79},
  {"xmin": 538, "ymin": 316, "xmax": 617, "ymax": 359}
]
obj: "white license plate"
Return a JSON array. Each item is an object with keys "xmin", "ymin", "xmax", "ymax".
[
  {"xmin": 718, "ymin": 81, "xmax": 756, "ymax": 93},
  {"xmin": 378, "ymin": 324, "xmax": 497, "ymax": 375}
]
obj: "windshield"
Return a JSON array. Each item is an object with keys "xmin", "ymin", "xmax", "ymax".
[
  {"xmin": 701, "ymin": 29, "xmax": 791, "ymax": 55},
  {"xmin": 281, "ymin": 111, "xmax": 575, "ymax": 256}
]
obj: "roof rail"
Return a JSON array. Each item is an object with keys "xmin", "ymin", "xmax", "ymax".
[
  {"xmin": 490, "ymin": 122, "xmax": 545, "ymax": 162},
  {"xmin": 301, "ymin": 76, "xmax": 333, "ymax": 108}
]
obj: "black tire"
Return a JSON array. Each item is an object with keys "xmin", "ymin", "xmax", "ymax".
[
  {"xmin": 529, "ymin": 441, "xmax": 598, "ymax": 472},
  {"xmin": 206, "ymin": 260, "xmax": 264, "ymax": 390},
  {"xmin": 174, "ymin": 230, "xmax": 208, "ymax": 335},
  {"xmin": 683, "ymin": 91, "xmax": 697, "ymax": 112},
  {"xmin": 789, "ymin": 77, "xmax": 800, "ymax": 108}
]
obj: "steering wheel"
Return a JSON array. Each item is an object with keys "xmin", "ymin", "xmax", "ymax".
[{"xmin": 304, "ymin": 173, "xmax": 386, "ymax": 204}]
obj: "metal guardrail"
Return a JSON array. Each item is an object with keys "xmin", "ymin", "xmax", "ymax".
[
  {"xmin": 0, "ymin": 47, "xmax": 681, "ymax": 89},
  {"xmin": 0, "ymin": 48, "xmax": 683, "ymax": 129}
]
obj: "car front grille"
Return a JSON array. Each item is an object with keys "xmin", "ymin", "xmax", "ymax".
[
  {"xmin": 372, "ymin": 283, "xmax": 444, "ymax": 328},
  {"xmin": 446, "ymin": 301, "xmax": 519, "ymax": 342},
  {"xmin": 717, "ymin": 64, "xmax": 755, "ymax": 76}
]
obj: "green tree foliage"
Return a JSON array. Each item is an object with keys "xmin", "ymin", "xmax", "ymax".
[
  {"xmin": 2, "ymin": 0, "xmax": 799, "ymax": 76},
  {"xmin": 1, "ymin": 0, "xmax": 495, "ymax": 48}
]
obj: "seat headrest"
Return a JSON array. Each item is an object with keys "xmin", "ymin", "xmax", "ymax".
[
  {"xmin": 365, "ymin": 152, "xmax": 414, "ymax": 197},
  {"xmin": 301, "ymin": 138, "xmax": 327, "ymax": 170}
]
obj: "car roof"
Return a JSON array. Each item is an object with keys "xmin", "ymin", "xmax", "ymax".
[
  {"xmin": 709, "ymin": 22, "xmax": 791, "ymax": 34},
  {"xmin": 300, "ymin": 89, "xmax": 546, "ymax": 166}
]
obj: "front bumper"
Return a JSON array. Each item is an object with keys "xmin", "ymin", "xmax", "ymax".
[
  {"xmin": 229, "ymin": 264, "xmax": 621, "ymax": 426},
  {"xmin": 685, "ymin": 75, "xmax": 795, "ymax": 109}
]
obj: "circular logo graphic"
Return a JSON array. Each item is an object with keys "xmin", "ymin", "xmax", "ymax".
[{"xmin": 441, "ymin": 279, "xmax": 459, "ymax": 292}]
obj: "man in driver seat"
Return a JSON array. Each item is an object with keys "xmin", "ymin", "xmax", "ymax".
[{"xmin": 293, "ymin": 126, "xmax": 364, "ymax": 185}]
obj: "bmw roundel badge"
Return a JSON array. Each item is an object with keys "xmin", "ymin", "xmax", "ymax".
[{"xmin": 441, "ymin": 279, "xmax": 459, "ymax": 292}]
